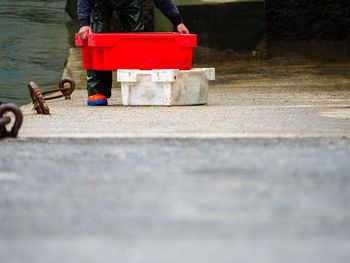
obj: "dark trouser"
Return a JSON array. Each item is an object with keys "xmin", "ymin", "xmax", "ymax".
[{"xmin": 87, "ymin": 0, "xmax": 144, "ymax": 97}]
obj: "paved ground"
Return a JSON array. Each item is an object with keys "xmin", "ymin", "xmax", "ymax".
[
  {"xmin": 19, "ymin": 85, "xmax": 350, "ymax": 138},
  {"xmin": 19, "ymin": 47, "xmax": 350, "ymax": 138},
  {"xmin": 1, "ymin": 138, "xmax": 350, "ymax": 263},
  {"xmin": 1, "ymin": 44, "xmax": 350, "ymax": 262}
]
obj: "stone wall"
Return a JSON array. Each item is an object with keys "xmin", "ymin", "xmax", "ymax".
[
  {"xmin": 267, "ymin": 0, "xmax": 350, "ymax": 41},
  {"xmin": 177, "ymin": 1, "xmax": 266, "ymax": 52},
  {"xmin": 66, "ymin": 0, "xmax": 267, "ymax": 58},
  {"xmin": 65, "ymin": 0, "xmax": 77, "ymax": 19}
]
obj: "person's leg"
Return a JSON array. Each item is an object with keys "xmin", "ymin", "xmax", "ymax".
[
  {"xmin": 87, "ymin": 1, "xmax": 113, "ymax": 101},
  {"xmin": 117, "ymin": 0, "xmax": 145, "ymax": 33}
]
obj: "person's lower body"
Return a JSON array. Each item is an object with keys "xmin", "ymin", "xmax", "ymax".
[{"xmin": 87, "ymin": 0, "xmax": 144, "ymax": 106}]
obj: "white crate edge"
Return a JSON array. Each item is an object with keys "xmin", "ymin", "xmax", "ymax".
[
  {"xmin": 117, "ymin": 68, "xmax": 215, "ymax": 83},
  {"xmin": 191, "ymin": 68, "xmax": 215, "ymax": 81},
  {"xmin": 117, "ymin": 70, "xmax": 139, "ymax": 82}
]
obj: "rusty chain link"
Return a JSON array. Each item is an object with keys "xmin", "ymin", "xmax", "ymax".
[
  {"xmin": 28, "ymin": 82, "xmax": 50, "ymax": 114},
  {"xmin": 0, "ymin": 101, "xmax": 23, "ymax": 139},
  {"xmin": 28, "ymin": 78, "xmax": 75, "ymax": 114}
]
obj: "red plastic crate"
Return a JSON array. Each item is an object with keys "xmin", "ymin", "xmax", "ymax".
[{"xmin": 75, "ymin": 33, "xmax": 197, "ymax": 70}]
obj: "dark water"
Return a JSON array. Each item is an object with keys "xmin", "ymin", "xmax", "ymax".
[{"xmin": 0, "ymin": 0, "xmax": 73, "ymax": 106}]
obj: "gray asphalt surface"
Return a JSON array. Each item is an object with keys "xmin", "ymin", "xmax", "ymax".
[{"xmin": 1, "ymin": 138, "xmax": 350, "ymax": 263}]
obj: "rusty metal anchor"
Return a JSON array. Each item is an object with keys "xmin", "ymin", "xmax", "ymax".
[
  {"xmin": 0, "ymin": 101, "xmax": 23, "ymax": 139},
  {"xmin": 28, "ymin": 78, "xmax": 75, "ymax": 114}
]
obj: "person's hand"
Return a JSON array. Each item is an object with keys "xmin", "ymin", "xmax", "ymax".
[
  {"xmin": 78, "ymin": 26, "xmax": 92, "ymax": 41},
  {"xmin": 177, "ymin": 23, "xmax": 189, "ymax": 34}
]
